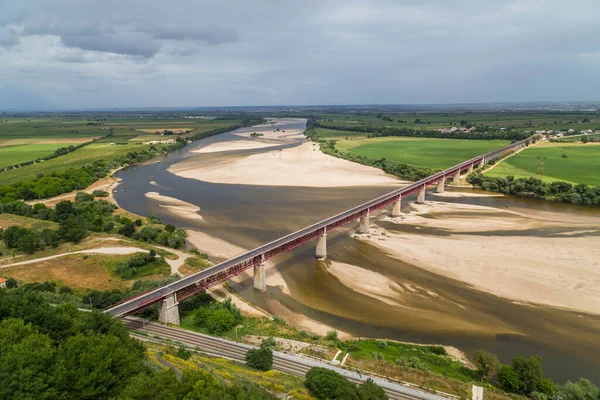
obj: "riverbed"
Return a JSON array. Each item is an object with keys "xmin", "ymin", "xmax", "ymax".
[{"xmin": 114, "ymin": 118, "xmax": 600, "ymax": 383}]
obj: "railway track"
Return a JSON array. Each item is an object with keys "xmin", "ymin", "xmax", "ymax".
[{"xmin": 123, "ymin": 317, "xmax": 451, "ymax": 400}]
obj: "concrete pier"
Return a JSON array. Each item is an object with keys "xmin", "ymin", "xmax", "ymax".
[
  {"xmin": 478, "ymin": 159, "xmax": 485, "ymax": 168},
  {"xmin": 452, "ymin": 172, "xmax": 460, "ymax": 184},
  {"xmin": 253, "ymin": 262, "xmax": 266, "ymax": 292},
  {"xmin": 436, "ymin": 178, "xmax": 445, "ymax": 193},
  {"xmin": 158, "ymin": 293, "xmax": 180, "ymax": 325},
  {"xmin": 416, "ymin": 187, "xmax": 426, "ymax": 204},
  {"xmin": 315, "ymin": 232, "xmax": 327, "ymax": 259},
  {"xmin": 391, "ymin": 198, "xmax": 402, "ymax": 217},
  {"xmin": 359, "ymin": 213, "xmax": 370, "ymax": 234},
  {"xmin": 467, "ymin": 164, "xmax": 474, "ymax": 174}
]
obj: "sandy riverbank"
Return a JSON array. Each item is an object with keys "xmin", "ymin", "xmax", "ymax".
[
  {"xmin": 362, "ymin": 200, "xmax": 600, "ymax": 315},
  {"xmin": 168, "ymin": 118, "xmax": 403, "ymax": 188}
]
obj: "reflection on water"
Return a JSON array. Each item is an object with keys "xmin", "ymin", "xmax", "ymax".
[{"xmin": 114, "ymin": 121, "xmax": 600, "ymax": 383}]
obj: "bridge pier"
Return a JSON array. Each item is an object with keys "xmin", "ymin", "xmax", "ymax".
[
  {"xmin": 315, "ymin": 232, "xmax": 327, "ymax": 259},
  {"xmin": 452, "ymin": 172, "xmax": 460, "ymax": 184},
  {"xmin": 467, "ymin": 164, "xmax": 474, "ymax": 174},
  {"xmin": 359, "ymin": 213, "xmax": 370, "ymax": 234},
  {"xmin": 416, "ymin": 187, "xmax": 426, "ymax": 204},
  {"xmin": 478, "ymin": 159, "xmax": 485, "ymax": 168},
  {"xmin": 158, "ymin": 293, "xmax": 180, "ymax": 325},
  {"xmin": 436, "ymin": 178, "xmax": 445, "ymax": 193},
  {"xmin": 391, "ymin": 197, "xmax": 402, "ymax": 217},
  {"xmin": 253, "ymin": 261, "xmax": 267, "ymax": 292}
]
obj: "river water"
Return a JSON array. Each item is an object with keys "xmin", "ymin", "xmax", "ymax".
[{"xmin": 114, "ymin": 120, "xmax": 600, "ymax": 383}]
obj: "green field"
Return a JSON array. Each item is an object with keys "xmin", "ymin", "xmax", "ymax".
[
  {"xmin": 322, "ymin": 129, "xmax": 508, "ymax": 170},
  {"xmin": 486, "ymin": 142, "xmax": 600, "ymax": 186},
  {"xmin": 0, "ymin": 143, "xmax": 85, "ymax": 168},
  {"xmin": 0, "ymin": 143, "xmax": 150, "ymax": 185}
]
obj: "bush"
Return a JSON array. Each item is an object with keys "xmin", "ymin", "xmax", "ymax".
[
  {"xmin": 92, "ymin": 190, "xmax": 109, "ymax": 197},
  {"xmin": 325, "ymin": 330, "xmax": 339, "ymax": 341},
  {"xmin": 428, "ymin": 345, "xmax": 447, "ymax": 355},
  {"xmin": 206, "ymin": 309, "xmax": 236, "ymax": 334},
  {"xmin": 176, "ymin": 346, "xmax": 192, "ymax": 360},
  {"xmin": 245, "ymin": 347, "xmax": 273, "ymax": 371},
  {"xmin": 474, "ymin": 349, "xmax": 499, "ymax": 381},
  {"xmin": 305, "ymin": 367, "xmax": 360, "ymax": 400},
  {"xmin": 395, "ymin": 356, "xmax": 429, "ymax": 372},
  {"xmin": 377, "ymin": 340, "xmax": 388, "ymax": 349}
]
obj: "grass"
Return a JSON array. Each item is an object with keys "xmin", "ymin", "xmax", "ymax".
[
  {"xmin": 179, "ymin": 256, "xmax": 212, "ymax": 276},
  {"xmin": 0, "ymin": 143, "xmax": 86, "ymax": 168},
  {"xmin": 0, "ymin": 214, "xmax": 59, "ymax": 230},
  {"xmin": 145, "ymin": 343, "xmax": 314, "ymax": 399},
  {"xmin": 340, "ymin": 340, "xmax": 473, "ymax": 382},
  {"xmin": 323, "ymin": 130, "xmax": 508, "ymax": 170},
  {"xmin": 486, "ymin": 142, "xmax": 600, "ymax": 186},
  {"xmin": 0, "ymin": 142, "xmax": 149, "ymax": 185},
  {"xmin": 0, "ymin": 253, "xmax": 138, "ymax": 291}
]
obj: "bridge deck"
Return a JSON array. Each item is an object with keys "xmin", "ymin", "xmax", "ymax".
[{"xmin": 105, "ymin": 137, "xmax": 530, "ymax": 318}]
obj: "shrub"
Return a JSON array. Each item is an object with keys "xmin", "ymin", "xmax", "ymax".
[
  {"xmin": 428, "ymin": 345, "xmax": 447, "ymax": 355},
  {"xmin": 206, "ymin": 309, "xmax": 236, "ymax": 334},
  {"xmin": 176, "ymin": 346, "xmax": 192, "ymax": 360},
  {"xmin": 261, "ymin": 337, "xmax": 277, "ymax": 349},
  {"xmin": 325, "ymin": 330, "xmax": 339, "ymax": 341},
  {"xmin": 395, "ymin": 357, "xmax": 429, "ymax": 372},
  {"xmin": 92, "ymin": 190, "xmax": 109, "ymax": 197},
  {"xmin": 245, "ymin": 347, "xmax": 273, "ymax": 371},
  {"xmin": 377, "ymin": 340, "xmax": 388, "ymax": 349},
  {"xmin": 134, "ymin": 219, "xmax": 143, "ymax": 227},
  {"xmin": 474, "ymin": 349, "xmax": 499, "ymax": 381},
  {"xmin": 498, "ymin": 365, "xmax": 521, "ymax": 393},
  {"xmin": 372, "ymin": 352, "xmax": 384, "ymax": 361},
  {"xmin": 305, "ymin": 367, "xmax": 359, "ymax": 400}
]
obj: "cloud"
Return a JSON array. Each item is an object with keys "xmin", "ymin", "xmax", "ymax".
[{"xmin": 0, "ymin": 0, "xmax": 599, "ymax": 110}]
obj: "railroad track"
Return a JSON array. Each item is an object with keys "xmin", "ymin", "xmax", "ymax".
[{"xmin": 123, "ymin": 317, "xmax": 451, "ymax": 400}]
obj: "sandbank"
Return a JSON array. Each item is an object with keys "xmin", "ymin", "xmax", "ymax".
[
  {"xmin": 144, "ymin": 192, "xmax": 203, "ymax": 221},
  {"xmin": 170, "ymin": 141, "xmax": 403, "ymax": 187},
  {"xmin": 365, "ymin": 201, "xmax": 600, "ymax": 315}
]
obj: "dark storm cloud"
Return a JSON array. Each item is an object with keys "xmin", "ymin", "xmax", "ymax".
[{"xmin": 0, "ymin": 0, "xmax": 599, "ymax": 109}]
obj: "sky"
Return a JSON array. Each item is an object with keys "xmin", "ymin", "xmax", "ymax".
[{"xmin": 0, "ymin": 0, "xmax": 599, "ymax": 110}]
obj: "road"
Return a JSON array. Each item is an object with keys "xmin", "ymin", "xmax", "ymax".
[{"xmin": 123, "ymin": 316, "xmax": 454, "ymax": 400}]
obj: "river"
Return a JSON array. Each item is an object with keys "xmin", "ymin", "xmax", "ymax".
[{"xmin": 114, "ymin": 119, "xmax": 600, "ymax": 383}]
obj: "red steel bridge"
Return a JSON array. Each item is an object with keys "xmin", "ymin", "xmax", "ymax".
[{"xmin": 105, "ymin": 137, "xmax": 532, "ymax": 320}]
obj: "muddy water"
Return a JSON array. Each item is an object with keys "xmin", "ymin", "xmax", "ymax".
[{"xmin": 115, "ymin": 122, "xmax": 600, "ymax": 383}]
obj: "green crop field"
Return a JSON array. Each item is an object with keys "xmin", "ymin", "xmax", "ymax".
[
  {"xmin": 321, "ymin": 129, "xmax": 508, "ymax": 170},
  {"xmin": 486, "ymin": 142, "xmax": 600, "ymax": 186},
  {"xmin": 0, "ymin": 142, "xmax": 150, "ymax": 185},
  {"xmin": 0, "ymin": 143, "xmax": 83, "ymax": 168}
]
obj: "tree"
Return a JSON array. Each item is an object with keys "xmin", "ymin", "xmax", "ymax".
[
  {"xmin": 554, "ymin": 379, "xmax": 599, "ymax": 400},
  {"xmin": 305, "ymin": 367, "xmax": 360, "ymax": 400},
  {"xmin": 513, "ymin": 355, "xmax": 544, "ymax": 395},
  {"xmin": 498, "ymin": 365, "xmax": 521, "ymax": 393},
  {"xmin": 582, "ymin": 135, "xmax": 589, "ymax": 143},
  {"xmin": 358, "ymin": 378, "xmax": 388, "ymax": 400},
  {"xmin": 474, "ymin": 349, "xmax": 499, "ymax": 381},
  {"xmin": 59, "ymin": 215, "xmax": 87, "ymax": 243},
  {"xmin": 205, "ymin": 309, "xmax": 235, "ymax": 334},
  {"xmin": 5, "ymin": 278, "xmax": 18, "ymax": 288},
  {"xmin": 245, "ymin": 347, "xmax": 273, "ymax": 371}
]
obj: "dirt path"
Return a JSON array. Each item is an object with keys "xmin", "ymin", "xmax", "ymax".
[{"xmin": 0, "ymin": 242, "xmax": 189, "ymax": 275}]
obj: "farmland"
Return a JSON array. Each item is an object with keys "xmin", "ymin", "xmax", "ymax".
[
  {"xmin": 0, "ymin": 115, "xmax": 245, "ymax": 185},
  {"xmin": 316, "ymin": 128, "xmax": 508, "ymax": 170},
  {"xmin": 485, "ymin": 142, "xmax": 600, "ymax": 186},
  {"xmin": 315, "ymin": 111, "xmax": 600, "ymax": 132}
]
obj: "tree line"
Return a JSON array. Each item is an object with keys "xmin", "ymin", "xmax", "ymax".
[
  {"xmin": 467, "ymin": 174, "xmax": 600, "ymax": 205},
  {"xmin": 311, "ymin": 119, "xmax": 531, "ymax": 141}
]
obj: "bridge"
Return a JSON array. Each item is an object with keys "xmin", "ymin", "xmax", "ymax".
[{"xmin": 105, "ymin": 137, "xmax": 532, "ymax": 324}]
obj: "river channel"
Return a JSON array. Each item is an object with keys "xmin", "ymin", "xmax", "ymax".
[{"xmin": 114, "ymin": 120, "xmax": 600, "ymax": 383}]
